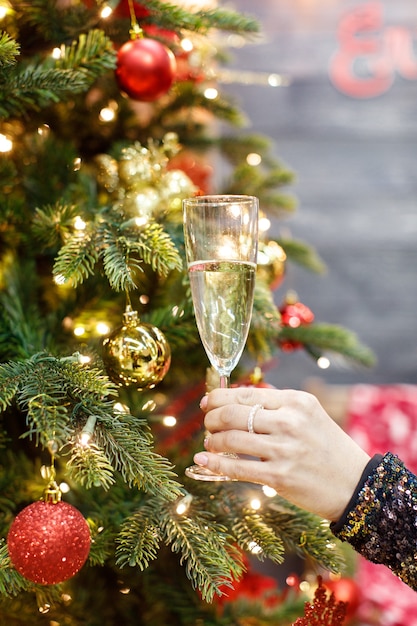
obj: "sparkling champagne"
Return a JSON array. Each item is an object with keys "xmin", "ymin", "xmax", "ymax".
[{"xmin": 189, "ymin": 260, "xmax": 256, "ymax": 376}]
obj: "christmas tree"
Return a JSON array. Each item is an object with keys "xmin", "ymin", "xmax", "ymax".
[{"xmin": 0, "ymin": 1, "xmax": 374, "ymax": 624}]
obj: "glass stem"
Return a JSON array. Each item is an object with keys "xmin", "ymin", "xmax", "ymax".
[{"xmin": 219, "ymin": 375, "xmax": 230, "ymax": 389}]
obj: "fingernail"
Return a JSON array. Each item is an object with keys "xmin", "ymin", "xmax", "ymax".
[
  {"xmin": 194, "ymin": 452, "xmax": 208, "ymax": 466},
  {"xmin": 199, "ymin": 395, "xmax": 208, "ymax": 410},
  {"xmin": 203, "ymin": 436, "xmax": 210, "ymax": 449}
]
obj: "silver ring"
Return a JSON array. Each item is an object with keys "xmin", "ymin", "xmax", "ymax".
[{"xmin": 247, "ymin": 404, "xmax": 263, "ymax": 434}]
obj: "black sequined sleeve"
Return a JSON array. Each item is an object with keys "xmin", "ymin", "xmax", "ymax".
[{"xmin": 330, "ymin": 452, "xmax": 417, "ymax": 591}]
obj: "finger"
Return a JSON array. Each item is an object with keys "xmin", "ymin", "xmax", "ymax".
[
  {"xmin": 204, "ymin": 404, "xmax": 270, "ymax": 435},
  {"xmin": 205, "ymin": 430, "xmax": 272, "ymax": 458},
  {"xmin": 193, "ymin": 451, "xmax": 270, "ymax": 485},
  {"xmin": 206, "ymin": 387, "xmax": 289, "ymax": 412}
]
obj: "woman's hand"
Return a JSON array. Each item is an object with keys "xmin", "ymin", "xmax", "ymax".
[{"xmin": 193, "ymin": 387, "xmax": 370, "ymax": 522}]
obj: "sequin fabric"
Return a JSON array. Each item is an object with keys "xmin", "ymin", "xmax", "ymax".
[{"xmin": 332, "ymin": 452, "xmax": 417, "ymax": 590}]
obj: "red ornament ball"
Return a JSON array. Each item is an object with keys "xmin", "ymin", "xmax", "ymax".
[
  {"xmin": 7, "ymin": 501, "xmax": 91, "ymax": 585},
  {"xmin": 280, "ymin": 300, "xmax": 315, "ymax": 327},
  {"xmin": 279, "ymin": 297, "xmax": 315, "ymax": 352},
  {"xmin": 116, "ymin": 37, "xmax": 177, "ymax": 101}
]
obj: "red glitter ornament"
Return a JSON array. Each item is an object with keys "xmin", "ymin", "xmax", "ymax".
[
  {"xmin": 294, "ymin": 576, "xmax": 347, "ymax": 625},
  {"xmin": 7, "ymin": 501, "xmax": 91, "ymax": 585},
  {"xmin": 278, "ymin": 294, "xmax": 315, "ymax": 352},
  {"xmin": 115, "ymin": 37, "xmax": 177, "ymax": 101},
  {"xmin": 280, "ymin": 300, "xmax": 315, "ymax": 328}
]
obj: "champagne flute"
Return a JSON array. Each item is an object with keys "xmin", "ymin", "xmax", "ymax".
[{"xmin": 183, "ymin": 195, "xmax": 259, "ymax": 480}]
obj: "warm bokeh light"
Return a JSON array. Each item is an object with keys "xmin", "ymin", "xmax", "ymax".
[
  {"xmin": 204, "ymin": 87, "xmax": 218, "ymax": 100},
  {"xmin": 246, "ymin": 152, "xmax": 262, "ymax": 166},
  {"xmin": 176, "ymin": 494, "xmax": 193, "ymax": 515},
  {"xmin": 258, "ymin": 215, "xmax": 271, "ymax": 233},
  {"xmin": 99, "ymin": 106, "xmax": 116, "ymax": 122},
  {"xmin": 162, "ymin": 415, "xmax": 177, "ymax": 427},
  {"xmin": 249, "ymin": 497, "xmax": 262, "ymax": 510},
  {"xmin": 54, "ymin": 273, "xmax": 66, "ymax": 285},
  {"xmin": 96, "ymin": 322, "xmax": 110, "ymax": 335},
  {"xmin": 100, "ymin": 5, "xmax": 113, "ymax": 19},
  {"xmin": 317, "ymin": 356, "xmax": 330, "ymax": 369},
  {"xmin": 0, "ymin": 133, "xmax": 12, "ymax": 152},
  {"xmin": 74, "ymin": 216, "xmax": 86, "ymax": 230},
  {"xmin": 181, "ymin": 38, "xmax": 194, "ymax": 52}
]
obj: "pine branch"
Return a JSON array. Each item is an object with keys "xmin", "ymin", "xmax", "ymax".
[
  {"xmin": 0, "ymin": 30, "xmax": 115, "ymax": 119},
  {"xmin": 264, "ymin": 498, "xmax": 344, "ymax": 573},
  {"xmin": 220, "ymin": 134, "xmax": 275, "ymax": 164},
  {"xmin": 100, "ymin": 228, "xmax": 142, "ymax": 293},
  {"xmin": 66, "ymin": 442, "xmax": 116, "ymax": 490},
  {"xmin": 138, "ymin": 0, "xmax": 260, "ymax": 35},
  {"xmin": 86, "ymin": 520, "xmax": 114, "ymax": 567},
  {"xmin": 157, "ymin": 496, "xmax": 244, "ymax": 602},
  {"xmin": 144, "ymin": 299, "xmax": 200, "ymax": 353},
  {"xmin": 32, "ymin": 202, "xmax": 80, "ymax": 249},
  {"xmin": 11, "ymin": 0, "xmax": 95, "ymax": 43},
  {"xmin": 0, "ymin": 67, "xmax": 85, "ymax": 118},
  {"xmin": 279, "ymin": 323, "xmax": 376, "ymax": 367},
  {"xmin": 53, "ymin": 228, "xmax": 100, "ymax": 287},
  {"xmin": 226, "ymin": 163, "xmax": 297, "ymax": 215},
  {"xmin": 0, "ymin": 32, "xmax": 19, "ymax": 70},
  {"xmin": 116, "ymin": 504, "xmax": 162, "ymax": 570},
  {"xmin": 279, "ymin": 237, "xmax": 327, "ymax": 274},
  {"xmin": 232, "ymin": 510, "xmax": 286, "ymax": 564},
  {"xmin": 246, "ymin": 280, "xmax": 281, "ymax": 360},
  {"xmin": 127, "ymin": 221, "xmax": 183, "ymax": 277},
  {"xmin": 54, "ymin": 214, "xmax": 182, "ymax": 292},
  {"xmin": 96, "ymin": 413, "xmax": 183, "ymax": 500},
  {"xmin": 116, "ymin": 495, "xmax": 245, "ymax": 603},
  {"xmin": 0, "ymin": 291, "xmax": 40, "ymax": 362},
  {"xmin": 169, "ymin": 81, "xmax": 246, "ymax": 127},
  {"xmin": 193, "ymin": 483, "xmax": 345, "ymax": 577},
  {"xmin": 56, "ymin": 29, "xmax": 116, "ymax": 78},
  {"xmin": 23, "ymin": 395, "xmax": 71, "ymax": 450},
  {"xmin": 0, "ymin": 352, "xmax": 184, "ymax": 502},
  {"xmin": 0, "ymin": 543, "xmax": 31, "ymax": 597}
]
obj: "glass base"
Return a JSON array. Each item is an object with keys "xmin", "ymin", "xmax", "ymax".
[{"xmin": 185, "ymin": 464, "xmax": 234, "ymax": 481}]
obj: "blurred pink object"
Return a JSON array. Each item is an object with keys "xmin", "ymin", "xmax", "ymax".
[{"xmin": 347, "ymin": 384, "xmax": 417, "ymax": 626}]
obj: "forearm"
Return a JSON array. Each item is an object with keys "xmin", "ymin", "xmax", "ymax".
[{"xmin": 331, "ymin": 452, "xmax": 417, "ymax": 591}]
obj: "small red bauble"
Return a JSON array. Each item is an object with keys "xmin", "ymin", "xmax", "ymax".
[
  {"xmin": 280, "ymin": 301, "xmax": 315, "ymax": 328},
  {"xmin": 116, "ymin": 37, "xmax": 177, "ymax": 101},
  {"xmin": 7, "ymin": 501, "xmax": 91, "ymax": 585},
  {"xmin": 279, "ymin": 297, "xmax": 315, "ymax": 352}
]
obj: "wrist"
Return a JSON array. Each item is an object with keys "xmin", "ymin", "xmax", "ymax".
[{"xmin": 331, "ymin": 453, "xmax": 383, "ymax": 529}]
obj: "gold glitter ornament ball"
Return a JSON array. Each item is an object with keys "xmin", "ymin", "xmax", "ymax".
[
  {"xmin": 7, "ymin": 501, "xmax": 91, "ymax": 585},
  {"xmin": 102, "ymin": 307, "xmax": 171, "ymax": 390},
  {"xmin": 257, "ymin": 240, "xmax": 287, "ymax": 290}
]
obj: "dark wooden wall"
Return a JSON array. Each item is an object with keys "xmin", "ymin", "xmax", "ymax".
[{"xmin": 222, "ymin": 0, "xmax": 417, "ymax": 387}]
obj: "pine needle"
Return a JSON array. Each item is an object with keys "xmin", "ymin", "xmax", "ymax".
[
  {"xmin": 0, "ymin": 32, "xmax": 19, "ymax": 70},
  {"xmin": 279, "ymin": 323, "xmax": 376, "ymax": 367}
]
